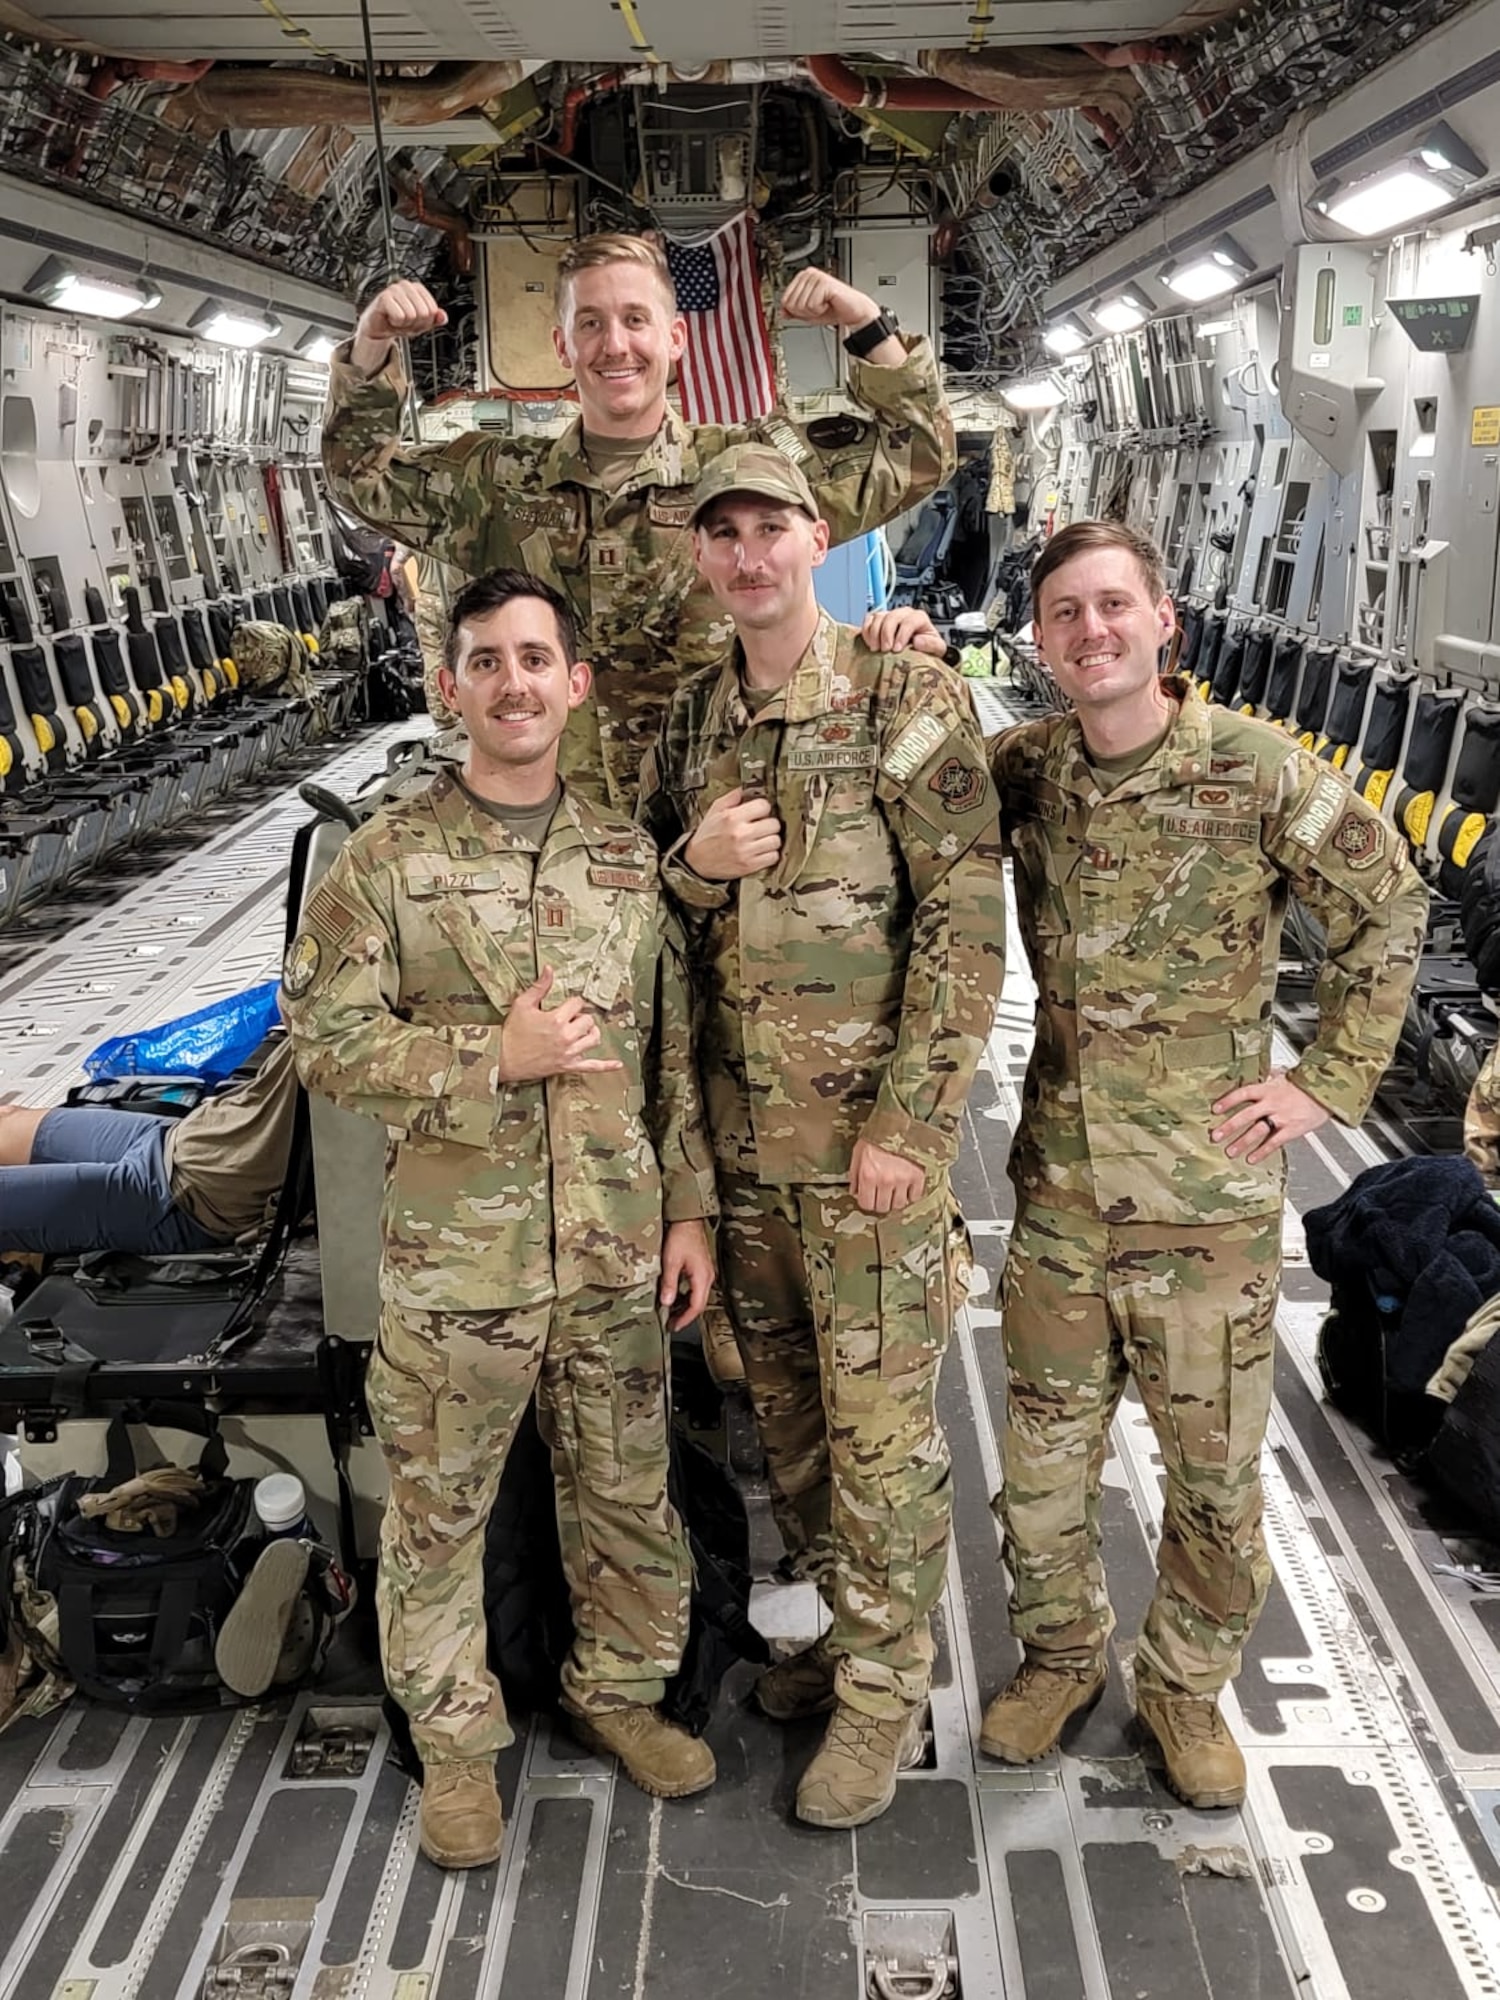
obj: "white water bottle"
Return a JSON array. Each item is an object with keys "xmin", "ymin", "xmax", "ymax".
[{"xmin": 254, "ymin": 1473, "xmax": 311, "ymax": 1541}]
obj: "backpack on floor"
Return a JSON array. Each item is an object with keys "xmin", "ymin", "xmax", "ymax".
[{"xmin": 1, "ymin": 1413, "xmax": 337, "ymax": 1717}]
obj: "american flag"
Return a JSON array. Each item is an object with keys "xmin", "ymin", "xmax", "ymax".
[{"xmin": 665, "ymin": 212, "xmax": 776, "ymax": 427}]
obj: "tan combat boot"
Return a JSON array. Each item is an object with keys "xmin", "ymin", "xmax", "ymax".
[
  {"xmin": 979, "ymin": 1658, "xmax": 1107, "ymax": 1763},
  {"xmin": 564, "ymin": 1704, "xmax": 717, "ymax": 1798},
  {"xmin": 795, "ymin": 1701, "xmax": 925, "ymax": 1828},
  {"xmin": 1136, "ymin": 1689, "xmax": 1246, "ymax": 1809},
  {"xmin": 418, "ymin": 1756, "xmax": 504, "ymax": 1868},
  {"xmin": 755, "ymin": 1634, "xmax": 839, "ymax": 1722},
  {"xmin": 701, "ymin": 1301, "xmax": 747, "ymax": 1387}
]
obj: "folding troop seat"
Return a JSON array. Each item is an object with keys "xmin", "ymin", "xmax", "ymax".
[
  {"xmin": 50, "ymin": 631, "xmax": 112, "ymax": 757},
  {"xmin": 7, "ymin": 636, "xmax": 75, "ymax": 777},
  {"xmin": 1350, "ymin": 671, "xmax": 1417, "ymax": 817},
  {"xmin": 290, "ymin": 580, "xmax": 319, "ymax": 646},
  {"xmin": 1292, "ymin": 645, "xmax": 1337, "ymax": 752},
  {"xmin": 120, "ymin": 586, "xmax": 183, "ymax": 729},
  {"xmin": 182, "ymin": 606, "xmax": 231, "ymax": 709},
  {"xmin": 1208, "ymin": 618, "xmax": 1248, "ymax": 706},
  {"xmin": 1389, "ymin": 686, "xmax": 1464, "ymax": 855},
  {"xmin": 87, "ymin": 628, "xmax": 148, "ymax": 742},
  {"xmin": 0, "ymin": 644, "xmax": 114, "ymax": 896},
  {"xmin": 1176, "ymin": 602, "xmax": 1207, "ymax": 680},
  {"xmin": 1432, "ymin": 702, "xmax": 1500, "ymax": 899},
  {"xmin": 1262, "ymin": 634, "xmax": 1305, "ymax": 729},
  {"xmin": 1234, "ymin": 627, "xmax": 1275, "ymax": 715},
  {"xmin": 1315, "ymin": 655, "xmax": 1372, "ymax": 769},
  {"xmin": 1193, "ymin": 612, "xmax": 1226, "ymax": 700}
]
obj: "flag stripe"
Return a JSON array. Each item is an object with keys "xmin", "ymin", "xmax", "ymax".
[{"xmin": 666, "ymin": 212, "xmax": 775, "ymax": 427}]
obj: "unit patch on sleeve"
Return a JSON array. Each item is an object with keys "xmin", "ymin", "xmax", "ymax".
[
  {"xmin": 806, "ymin": 414, "xmax": 866, "ymax": 451},
  {"xmin": 281, "ymin": 932, "xmax": 321, "ymax": 999},
  {"xmin": 1330, "ymin": 809, "xmax": 1387, "ymax": 869},
  {"xmin": 881, "ymin": 711, "xmax": 949, "ymax": 783},
  {"xmin": 928, "ymin": 755, "xmax": 986, "ymax": 813},
  {"xmin": 1287, "ymin": 770, "xmax": 1346, "ymax": 852}
]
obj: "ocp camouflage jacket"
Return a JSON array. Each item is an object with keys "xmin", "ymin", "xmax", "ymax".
[
  {"xmin": 321, "ymin": 340, "xmax": 955, "ymax": 807},
  {"xmin": 281, "ymin": 771, "xmax": 717, "ymax": 1312},
  {"xmin": 639, "ymin": 611, "xmax": 1006, "ymax": 1183},
  {"xmin": 995, "ymin": 677, "xmax": 1429, "ymax": 1225}
]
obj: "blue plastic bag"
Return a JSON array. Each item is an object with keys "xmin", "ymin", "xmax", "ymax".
[{"xmin": 84, "ymin": 980, "xmax": 282, "ymax": 1083}]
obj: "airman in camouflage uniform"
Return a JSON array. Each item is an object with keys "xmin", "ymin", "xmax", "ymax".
[
  {"xmin": 981, "ymin": 520, "xmax": 1427, "ymax": 1809},
  {"xmin": 1465, "ymin": 1038, "xmax": 1500, "ymax": 1184},
  {"xmin": 282, "ymin": 570, "xmax": 719, "ymax": 1871},
  {"xmin": 406, "ymin": 550, "xmax": 463, "ymax": 725},
  {"xmin": 321, "ymin": 234, "xmax": 955, "ymax": 809},
  {"xmin": 639, "ymin": 445, "xmax": 1005, "ymax": 1829}
]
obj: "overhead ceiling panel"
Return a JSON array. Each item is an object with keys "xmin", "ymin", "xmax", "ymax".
[{"xmin": 8, "ymin": 0, "xmax": 1245, "ymax": 64}]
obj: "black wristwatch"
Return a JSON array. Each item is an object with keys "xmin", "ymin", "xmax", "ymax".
[{"xmin": 843, "ymin": 310, "xmax": 900, "ymax": 359}]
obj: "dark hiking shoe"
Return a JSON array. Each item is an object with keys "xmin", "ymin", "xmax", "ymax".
[
  {"xmin": 755, "ymin": 1634, "xmax": 839, "ymax": 1722},
  {"xmin": 214, "ymin": 1539, "xmax": 310, "ymax": 1698}
]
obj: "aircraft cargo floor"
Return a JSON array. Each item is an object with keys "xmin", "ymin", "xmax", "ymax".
[{"xmin": 1, "ymin": 690, "xmax": 1498, "ymax": 2000}]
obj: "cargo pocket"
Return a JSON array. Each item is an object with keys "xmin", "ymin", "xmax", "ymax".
[
  {"xmin": 875, "ymin": 1189, "xmax": 952, "ymax": 1382},
  {"xmin": 880, "ymin": 1461, "xmax": 954, "ymax": 1642},
  {"xmin": 365, "ymin": 1308, "xmax": 442, "ymax": 1466},
  {"xmin": 559, "ymin": 1312, "xmax": 670, "ymax": 1508}
]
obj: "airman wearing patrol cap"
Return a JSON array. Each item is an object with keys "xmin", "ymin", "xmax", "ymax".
[{"xmin": 639, "ymin": 441, "xmax": 1005, "ymax": 1832}]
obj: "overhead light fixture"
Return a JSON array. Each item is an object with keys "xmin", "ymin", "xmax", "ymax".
[
  {"xmin": 296, "ymin": 326, "xmax": 341, "ymax": 365},
  {"xmin": 1159, "ymin": 236, "xmax": 1253, "ymax": 302},
  {"xmin": 25, "ymin": 255, "xmax": 160, "ymax": 321},
  {"xmin": 1318, "ymin": 166, "xmax": 1453, "ymax": 237},
  {"xmin": 1092, "ymin": 288, "xmax": 1151, "ymax": 334},
  {"xmin": 1315, "ymin": 122, "xmax": 1486, "ymax": 239},
  {"xmin": 1042, "ymin": 314, "xmax": 1090, "ymax": 358},
  {"xmin": 190, "ymin": 300, "xmax": 282, "ymax": 349},
  {"xmin": 1415, "ymin": 119, "xmax": 1486, "ymax": 179},
  {"xmin": 1001, "ymin": 377, "xmax": 1066, "ymax": 412}
]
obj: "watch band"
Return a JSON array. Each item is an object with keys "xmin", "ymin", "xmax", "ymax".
[{"xmin": 842, "ymin": 310, "xmax": 899, "ymax": 359}]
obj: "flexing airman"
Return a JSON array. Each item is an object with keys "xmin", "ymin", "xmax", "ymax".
[{"xmin": 322, "ymin": 232, "xmax": 954, "ymax": 805}]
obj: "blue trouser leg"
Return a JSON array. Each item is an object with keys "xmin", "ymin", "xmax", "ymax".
[{"xmin": 2, "ymin": 1109, "xmax": 222, "ymax": 1256}]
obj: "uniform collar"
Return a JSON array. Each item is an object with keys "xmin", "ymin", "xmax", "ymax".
[
  {"xmin": 426, "ymin": 766, "xmax": 632, "ymax": 858},
  {"xmin": 1054, "ymin": 674, "xmax": 1214, "ymax": 799},
  {"xmin": 718, "ymin": 608, "xmax": 850, "ymax": 727},
  {"xmin": 542, "ymin": 406, "xmax": 701, "ymax": 494}
]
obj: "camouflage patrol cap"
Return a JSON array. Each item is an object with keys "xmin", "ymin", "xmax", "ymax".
[{"xmin": 689, "ymin": 443, "xmax": 819, "ymax": 526}]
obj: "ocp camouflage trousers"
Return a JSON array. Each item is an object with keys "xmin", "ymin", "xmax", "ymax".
[
  {"xmin": 365, "ymin": 1283, "xmax": 690, "ymax": 1763},
  {"xmin": 718, "ymin": 1175, "xmax": 959, "ymax": 1719},
  {"xmin": 997, "ymin": 1201, "xmax": 1280, "ymax": 1696}
]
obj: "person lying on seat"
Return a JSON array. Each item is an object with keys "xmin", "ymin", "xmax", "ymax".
[{"xmin": 0, "ymin": 1037, "xmax": 298, "ymax": 1258}]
